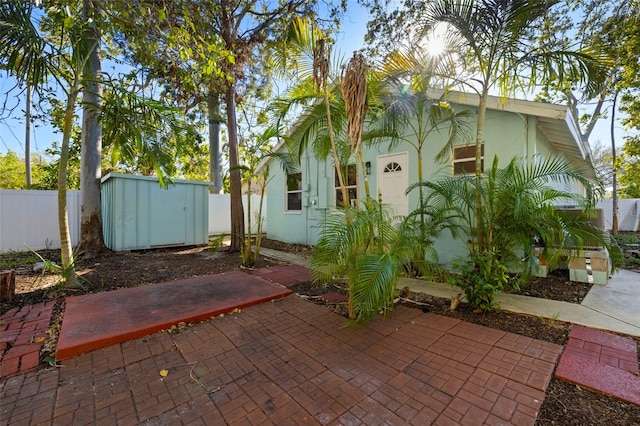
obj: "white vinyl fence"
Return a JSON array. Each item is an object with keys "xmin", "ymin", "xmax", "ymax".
[
  {"xmin": 0, "ymin": 190, "xmax": 267, "ymax": 252},
  {"xmin": 0, "ymin": 190, "xmax": 82, "ymax": 252},
  {"xmin": 208, "ymin": 194, "xmax": 267, "ymax": 236},
  {"xmin": 597, "ymin": 198, "xmax": 640, "ymax": 232}
]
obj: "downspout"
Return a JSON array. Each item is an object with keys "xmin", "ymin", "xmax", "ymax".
[{"xmin": 305, "ymin": 149, "xmax": 310, "ymax": 245}]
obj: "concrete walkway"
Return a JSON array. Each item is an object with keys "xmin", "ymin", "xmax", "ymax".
[{"xmin": 261, "ymin": 249, "xmax": 640, "ymax": 337}]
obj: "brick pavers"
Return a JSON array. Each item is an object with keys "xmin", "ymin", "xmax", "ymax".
[
  {"xmin": 556, "ymin": 325, "xmax": 640, "ymax": 405},
  {"xmin": 1, "ymin": 296, "xmax": 561, "ymax": 425},
  {"xmin": 253, "ymin": 264, "xmax": 311, "ymax": 287},
  {"xmin": 0, "ymin": 301, "xmax": 55, "ymax": 378}
]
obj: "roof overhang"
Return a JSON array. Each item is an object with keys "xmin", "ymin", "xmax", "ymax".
[{"xmin": 428, "ymin": 89, "xmax": 595, "ymax": 177}]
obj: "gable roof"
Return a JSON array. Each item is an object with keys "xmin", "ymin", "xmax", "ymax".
[{"xmin": 258, "ymin": 89, "xmax": 593, "ymax": 173}]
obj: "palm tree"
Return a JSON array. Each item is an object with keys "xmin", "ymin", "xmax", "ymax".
[
  {"xmin": 424, "ymin": 0, "xmax": 608, "ymax": 249},
  {"xmin": 311, "ymin": 199, "xmax": 403, "ymax": 322},
  {"xmin": 381, "ymin": 77, "xmax": 472, "ymax": 242},
  {"xmin": 274, "ymin": 24, "xmax": 402, "ymax": 209},
  {"xmin": 420, "ymin": 155, "xmax": 622, "ymax": 310},
  {"xmin": 0, "ymin": 1, "xmax": 86, "ymax": 287}
]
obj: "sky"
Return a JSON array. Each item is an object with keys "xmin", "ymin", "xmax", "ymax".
[{"xmin": 0, "ymin": 1, "xmax": 625, "ymax": 160}]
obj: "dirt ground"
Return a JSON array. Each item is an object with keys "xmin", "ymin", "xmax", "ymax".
[{"xmin": 1, "ymin": 239, "xmax": 639, "ymax": 425}]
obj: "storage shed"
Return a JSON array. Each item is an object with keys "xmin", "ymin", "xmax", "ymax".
[{"xmin": 101, "ymin": 173, "xmax": 209, "ymax": 251}]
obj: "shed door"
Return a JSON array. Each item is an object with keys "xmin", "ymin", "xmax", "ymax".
[
  {"xmin": 149, "ymin": 186, "xmax": 186, "ymax": 246},
  {"xmin": 377, "ymin": 153, "xmax": 408, "ymax": 218}
]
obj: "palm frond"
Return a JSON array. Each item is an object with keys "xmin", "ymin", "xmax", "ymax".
[{"xmin": 0, "ymin": 1, "xmax": 52, "ymax": 87}]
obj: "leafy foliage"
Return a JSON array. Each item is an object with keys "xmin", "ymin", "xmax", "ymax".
[
  {"xmin": 0, "ymin": 151, "xmax": 47, "ymax": 189},
  {"xmin": 101, "ymin": 86, "xmax": 205, "ymax": 187},
  {"xmin": 620, "ymin": 136, "xmax": 640, "ymax": 198},
  {"xmin": 311, "ymin": 198, "xmax": 448, "ymax": 323},
  {"xmin": 420, "ymin": 155, "xmax": 622, "ymax": 310},
  {"xmin": 450, "ymin": 250, "xmax": 510, "ymax": 312},
  {"xmin": 311, "ymin": 199, "xmax": 401, "ymax": 323}
]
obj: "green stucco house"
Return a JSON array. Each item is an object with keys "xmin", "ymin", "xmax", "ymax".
[{"xmin": 262, "ymin": 90, "xmax": 595, "ymax": 264}]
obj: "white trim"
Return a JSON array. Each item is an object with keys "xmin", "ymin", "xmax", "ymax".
[
  {"xmin": 285, "ymin": 172, "xmax": 303, "ymax": 212},
  {"xmin": 376, "ymin": 152, "xmax": 409, "ymax": 218},
  {"xmin": 332, "ymin": 163, "xmax": 358, "ymax": 208},
  {"xmin": 427, "ymin": 88, "xmax": 569, "ymax": 120}
]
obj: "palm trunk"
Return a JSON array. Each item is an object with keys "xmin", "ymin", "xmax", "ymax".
[
  {"xmin": 25, "ymin": 84, "xmax": 32, "ymax": 187},
  {"xmin": 78, "ymin": 0, "xmax": 106, "ymax": 258},
  {"xmin": 475, "ymin": 90, "xmax": 488, "ymax": 250},
  {"xmin": 611, "ymin": 92, "xmax": 618, "ymax": 235},
  {"xmin": 59, "ymin": 82, "xmax": 81, "ymax": 289},
  {"xmin": 226, "ymin": 81, "xmax": 245, "ymax": 252},
  {"xmin": 324, "ymin": 86, "xmax": 349, "ymax": 208},
  {"xmin": 244, "ymin": 182, "xmax": 253, "ymax": 265},
  {"xmin": 358, "ymin": 149, "xmax": 370, "ymax": 201},
  {"xmin": 253, "ymin": 173, "xmax": 267, "ymax": 266},
  {"xmin": 418, "ymin": 147, "xmax": 425, "ymax": 243}
]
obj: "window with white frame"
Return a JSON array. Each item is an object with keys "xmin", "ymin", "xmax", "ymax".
[
  {"xmin": 286, "ymin": 172, "xmax": 302, "ymax": 211},
  {"xmin": 334, "ymin": 164, "xmax": 358, "ymax": 207},
  {"xmin": 453, "ymin": 144, "xmax": 484, "ymax": 174}
]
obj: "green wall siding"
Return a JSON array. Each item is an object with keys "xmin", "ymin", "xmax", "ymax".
[{"xmin": 266, "ymin": 105, "xmax": 589, "ymax": 264}]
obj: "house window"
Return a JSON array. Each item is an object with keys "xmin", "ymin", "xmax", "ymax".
[
  {"xmin": 453, "ymin": 144, "xmax": 484, "ymax": 174},
  {"xmin": 384, "ymin": 162, "xmax": 402, "ymax": 173},
  {"xmin": 286, "ymin": 172, "xmax": 302, "ymax": 211},
  {"xmin": 335, "ymin": 164, "xmax": 357, "ymax": 207}
]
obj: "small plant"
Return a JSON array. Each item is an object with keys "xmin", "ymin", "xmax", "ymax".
[
  {"xmin": 0, "ymin": 250, "xmax": 42, "ymax": 270},
  {"xmin": 208, "ymin": 235, "xmax": 226, "ymax": 252},
  {"xmin": 448, "ymin": 250, "xmax": 511, "ymax": 312},
  {"xmin": 27, "ymin": 246, "xmax": 83, "ymax": 290},
  {"xmin": 539, "ymin": 312, "xmax": 562, "ymax": 328},
  {"xmin": 615, "ymin": 233, "xmax": 640, "ymax": 245}
]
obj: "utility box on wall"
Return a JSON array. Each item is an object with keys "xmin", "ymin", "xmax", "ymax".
[{"xmin": 102, "ymin": 173, "xmax": 209, "ymax": 251}]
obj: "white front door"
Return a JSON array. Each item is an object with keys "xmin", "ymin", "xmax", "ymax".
[{"xmin": 377, "ymin": 153, "xmax": 409, "ymax": 218}]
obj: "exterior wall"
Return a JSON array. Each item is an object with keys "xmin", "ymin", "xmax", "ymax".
[
  {"xmin": 266, "ymin": 152, "xmax": 324, "ymax": 245},
  {"xmin": 265, "ymin": 103, "xmax": 592, "ymax": 264}
]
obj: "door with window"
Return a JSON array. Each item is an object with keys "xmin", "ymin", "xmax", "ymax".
[{"xmin": 377, "ymin": 153, "xmax": 408, "ymax": 217}]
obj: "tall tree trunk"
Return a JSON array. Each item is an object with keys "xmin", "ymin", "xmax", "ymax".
[
  {"xmin": 208, "ymin": 89, "xmax": 223, "ymax": 194},
  {"xmin": 226, "ymin": 82, "xmax": 245, "ymax": 252},
  {"xmin": 25, "ymin": 84, "xmax": 32, "ymax": 187},
  {"xmin": 78, "ymin": 0, "xmax": 106, "ymax": 258},
  {"xmin": 611, "ymin": 91, "xmax": 618, "ymax": 235}
]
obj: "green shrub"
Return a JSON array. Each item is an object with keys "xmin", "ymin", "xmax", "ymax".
[{"xmin": 449, "ymin": 250, "xmax": 512, "ymax": 312}]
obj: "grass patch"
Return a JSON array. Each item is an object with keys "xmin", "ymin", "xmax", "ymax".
[{"xmin": 0, "ymin": 250, "xmax": 41, "ymax": 270}]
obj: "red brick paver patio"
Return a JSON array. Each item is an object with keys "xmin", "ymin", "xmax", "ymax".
[
  {"xmin": 1, "ymin": 296, "xmax": 561, "ymax": 425},
  {"xmin": 0, "ymin": 301, "xmax": 55, "ymax": 378}
]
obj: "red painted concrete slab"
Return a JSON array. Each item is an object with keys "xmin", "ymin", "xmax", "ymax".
[
  {"xmin": 556, "ymin": 353, "xmax": 640, "ymax": 405},
  {"xmin": 556, "ymin": 325, "xmax": 640, "ymax": 405},
  {"xmin": 56, "ymin": 270, "xmax": 291, "ymax": 360},
  {"xmin": 570, "ymin": 325, "xmax": 637, "ymax": 353}
]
